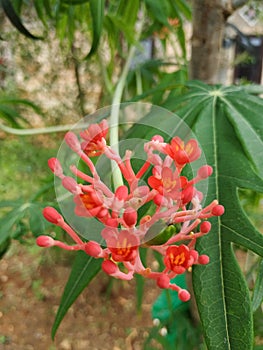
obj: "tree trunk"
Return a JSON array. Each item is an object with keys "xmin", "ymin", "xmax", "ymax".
[{"xmin": 190, "ymin": 0, "xmax": 248, "ymax": 84}]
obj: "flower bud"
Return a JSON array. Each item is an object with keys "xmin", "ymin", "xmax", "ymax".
[
  {"xmin": 102, "ymin": 260, "xmax": 118, "ymax": 275},
  {"xmin": 200, "ymin": 221, "xmax": 211, "ymax": 234},
  {"xmin": 85, "ymin": 241, "xmax": 102, "ymax": 257},
  {"xmin": 48, "ymin": 158, "xmax": 63, "ymax": 177},
  {"xmin": 190, "ymin": 249, "xmax": 199, "ymax": 262},
  {"xmin": 62, "ymin": 177, "xmax": 82, "ymax": 195},
  {"xmin": 181, "ymin": 186, "xmax": 194, "ymax": 205},
  {"xmin": 198, "ymin": 255, "xmax": 210, "ymax": 265},
  {"xmin": 212, "ymin": 204, "xmax": 225, "ymax": 216},
  {"xmin": 151, "ymin": 135, "xmax": 164, "ymax": 142},
  {"xmin": 157, "ymin": 274, "xmax": 170, "ymax": 289},
  {"xmin": 198, "ymin": 165, "xmax": 213, "ymax": 179},
  {"xmin": 123, "ymin": 207, "xmax": 137, "ymax": 227},
  {"xmin": 178, "ymin": 289, "xmax": 191, "ymax": 302},
  {"xmin": 36, "ymin": 235, "xmax": 54, "ymax": 247},
  {"xmin": 65, "ymin": 132, "xmax": 81, "ymax": 152},
  {"xmin": 43, "ymin": 207, "xmax": 64, "ymax": 225},
  {"xmin": 115, "ymin": 185, "xmax": 128, "ymax": 201}
]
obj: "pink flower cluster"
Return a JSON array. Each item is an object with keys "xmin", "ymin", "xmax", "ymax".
[{"xmin": 37, "ymin": 120, "xmax": 224, "ymax": 301}]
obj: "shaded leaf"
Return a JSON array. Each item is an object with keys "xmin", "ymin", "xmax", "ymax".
[
  {"xmin": 1, "ymin": 0, "xmax": 43, "ymax": 39},
  {"xmin": 29, "ymin": 204, "xmax": 47, "ymax": 235},
  {"xmin": 0, "ymin": 206, "xmax": 26, "ymax": 244},
  {"xmin": 144, "ymin": 0, "xmax": 169, "ymax": 26},
  {"xmin": 85, "ymin": 0, "xmax": 105, "ymax": 58},
  {"xmin": 252, "ymin": 259, "xmax": 263, "ymax": 312}
]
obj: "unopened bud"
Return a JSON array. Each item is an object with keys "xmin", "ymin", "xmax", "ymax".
[
  {"xmin": 43, "ymin": 207, "xmax": 64, "ymax": 225},
  {"xmin": 198, "ymin": 255, "xmax": 210, "ymax": 265},
  {"xmin": 48, "ymin": 157, "xmax": 63, "ymax": 177},
  {"xmin": 115, "ymin": 185, "xmax": 128, "ymax": 201},
  {"xmin": 85, "ymin": 241, "xmax": 102, "ymax": 257},
  {"xmin": 212, "ymin": 204, "xmax": 225, "ymax": 216},
  {"xmin": 102, "ymin": 260, "xmax": 118, "ymax": 275},
  {"xmin": 123, "ymin": 207, "xmax": 137, "ymax": 227},
  {"xmin": 152, "ymin": 135, "xmax": 164, "ymax": 142},
  {"xmin": 36, "ymin": 235, "xmax": 54, "ymax": 247},
  {"xmin": 178, "ymin": 289, "xmax": 191, "ymax": 302},
  {"xmin": 200, "ymin": 221, "xmax": 211, "ymax": 233},
  {"xmin": 62, "ymin": 177, "xmax": 82, "ymax": 195},
  {"xmin": 181, "ymin": 186, "xmax": 194, "ymax": 205},
  {"xmin": 65, "ymin": 132, "xmax": 81, "ymax": 152},
  {"xmin": 190, "ymin": 249, "xmax": 198, "ymax": 262},
  {"xmin": 198, "ymin": 165, "xmax": 213, "ymax": 179}
]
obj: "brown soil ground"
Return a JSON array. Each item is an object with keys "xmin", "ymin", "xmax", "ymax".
[{"xmin": 0, "ymin": 241, "xmax": 160, "ymax": 350}]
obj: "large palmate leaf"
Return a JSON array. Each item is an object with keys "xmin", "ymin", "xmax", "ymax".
[{"xmin": 162, "ymin": 82, "xmax": 263, "ymax": 349}]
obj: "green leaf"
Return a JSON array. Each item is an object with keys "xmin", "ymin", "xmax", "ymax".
[
  {"xmin": 1, "ymin": 0, "xmax": 43, "ymax": 39},
  {"xmin": 0, "ymin": 206, "xmax": 26, "ymax": 244},
  {"xmin": 144, "ymin": 0, "xmax": 170, "ymax": 26},
  {"xmin": 85, "ymin": 0, "xmax": 105, "ymax": 58},
  {"xmin": 117, "ymin": 0, "xmax": 139, "ymax": 29},
  {"xmin": 29, "ymin": 204, "xmax": 47, "ymax": 235},
  {"xmin": 252, "ymin": 260, "xmax": 263, "ymax": 312},
  {"xmin": 0, "ymin": 237, "xmax": 10, "ymax": 259},
  {"xmin": 52, "ymin": 251, "xmax": 101, "ymax": 338},
  {"xmin": 106, "ymin": 14, "xmax": 136, "ymax": 46},
  {"xmin": 162, "ymin": 84, "xmax": 263, "ymax": 349},
  {"xmin": 61, "ymin": 0, "xmax": 90, "ymax": 4},
  {"xmin": 172, "ymin": 0, "xmax": 192, "ymax": 20}
]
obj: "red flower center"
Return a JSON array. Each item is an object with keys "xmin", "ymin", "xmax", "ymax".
[
  {"xmin": 80, "ymin": 193, "xmax": 98, "ymax": 210},
  {"xmin": 169, "ymin": 251, "xmax": 186, "ymax": 266},
  {"xmin": 164, "ymin": 245, "xmax": 192, "ymax": 273}
]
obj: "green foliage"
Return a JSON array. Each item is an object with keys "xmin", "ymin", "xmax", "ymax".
[
  {"xmin": 0, "ymin": 136, "xmax": 58, "ymax": 247},
  {"xmin": 0, "ymin": 95, "xmax": 44, "ymax": 127},
  {"xmin": 252, "ymin": 260, "xmax": 263, "ymax": 312},
  {"xmin": 161, "ymin": 82, "xmax": 263, "ymax": 349}
]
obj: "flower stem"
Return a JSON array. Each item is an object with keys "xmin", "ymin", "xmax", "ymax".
[{"xmin": 109, "ymin": 17, "xmax": 144, "ymax": 190}]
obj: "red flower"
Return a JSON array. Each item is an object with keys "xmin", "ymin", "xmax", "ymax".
[
  {"xmin": 74, "ymin": 186, "xmax": 107, "ymax": 218},
  {"xmin": 80, "ymin": 119, "xmax": 108, "ymax": 156},
  {"xmin": 148, "ymin": 167, "xmax": 180, "ymax": 200},
  {"xmin": 164, "ymin": 137, "xmax": 201, "ymax": 165},
  {"xmin": 164, "ymin": 245, "xmax": 195, "ymax": 274},
  {"xmin": 106, "ymin": 230, "xmax": 139, "ymax": 262}
]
